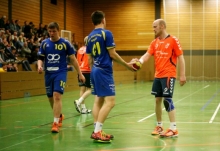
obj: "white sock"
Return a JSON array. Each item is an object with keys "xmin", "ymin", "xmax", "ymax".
[
  {"xmin": 94, "ymin": 122, "xmax": 103, "ymax": 133},
  {"xmin": 81, "ymin": 104, "xmax": 86, "ymax": 109},
  {"xmin": 94, "ymin": 122, "xmax": 96, "ymax": 129},
  {"xmin": 157, "ymin": 122, "xmax": 163, "ymax": 127},
  {"xmin": 54, "ymin": 117, "xmax": 59, "ymax": 124},
  {"xmin": 170, "ymin": 122, "xmax": 177, "ymax": 130},
  {"xmin": 78, "ymin": 97, "xmax": 84, "ymax": 104}
]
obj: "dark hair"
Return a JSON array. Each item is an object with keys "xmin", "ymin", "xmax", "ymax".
[
  {"xmin": 91, "ymin": 10, "xmax": 105, "ymax": 26},
  {"xmin": 48, "ymin": 22, "xmax": 60, "ymax": 30}
]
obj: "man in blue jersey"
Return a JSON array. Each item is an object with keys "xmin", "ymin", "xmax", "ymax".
[
  {"xmin": 86, "ymin": 11, "xmax": 136, "ymax": 143},
  {"xmin": 37, "ymin": 22, "xmax": 85, "ymax": 133}
]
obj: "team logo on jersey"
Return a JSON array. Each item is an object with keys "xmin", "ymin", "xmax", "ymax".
[
  {"xmin": 47, "ymin": 54, "xmax": 60, "ymax": 63},
  {"xmin": 165, "ymin": 43, "xmax": 170, "ymax": 49}
]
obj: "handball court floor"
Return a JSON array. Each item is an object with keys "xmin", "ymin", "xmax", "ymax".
[{"xmin": 0, "ymin": 81, "xmax": 220, "ymax": 151}]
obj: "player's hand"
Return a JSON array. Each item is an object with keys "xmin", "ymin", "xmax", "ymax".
[
  {"xmin": 126, "ymin": 63, "xmax": 137, "ymax": 72},
  {"xmin": 38, "ymin": 66, "xmax": 43, "ymax": 74},
  {"xmin": 179, "ymin": 75, "xmax": 186, "ymax": 86},
  {"xmin": 79, "ymin": 74, "xmax": 86, "ymax": 83},
  {"xmin": 128, "ymin": 58, "xmax": 139, "ymax": 65}
]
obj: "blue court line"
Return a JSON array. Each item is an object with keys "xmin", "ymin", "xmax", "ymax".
[{"xmin": 201, "ymin": 89, "xmax": 220, "ymax": 110}]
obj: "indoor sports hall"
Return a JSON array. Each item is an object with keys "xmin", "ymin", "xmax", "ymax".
[{"xmin": 0, "ymin": 0, "xmax": 219, "ymax": 151}]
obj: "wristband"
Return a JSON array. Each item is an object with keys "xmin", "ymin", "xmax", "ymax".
[{"xmin": 139, "ymin": 58, "xmax": 144, "ymax": 64}]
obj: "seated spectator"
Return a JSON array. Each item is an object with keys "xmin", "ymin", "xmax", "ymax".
[
  {"xmin": 29, "ymin": 45, "xmax": 39, "ymax": 64},
  {"xmin": 0, "ymin": 42, "xmax": 7, "ymax": 67},
  {"xmin": 6, "ymin": 62, "xmax": 17, "ymax": 72},
  {"xmin": 12, "ymin": 36, "xmax": 22, "ymax": 50},
  {"xmin": 20, "ymin": 41, "xmax": 31, "ymax": 59}
]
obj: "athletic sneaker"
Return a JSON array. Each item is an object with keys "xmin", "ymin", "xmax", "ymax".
[
  {"xmin": 160, "ymin": 129, "xmax": 178, "ymax": 138},
  {"xmin": 58, "ymin": 114, "xmax": 64, "ymax": 127},
  {"xmin": 51, "ymin": 122, "xmax": 59, "ymax": 133},
  {"xmin": 74, "ymin": 100, "xmax": 81, "ymax": 113},
  {"xmin": 151, "ymin": 126, "xmax": 163, "ymax": 135},
  {"xmin": 102, "ymin": 130, "xmax": 114, "ymax": 140},
  {"xmin": 81, "ymin": 108, "xmax": 92, "ymax": 114},
  {"xmin": 91, "ymin": 131, "xmax": 112, "ymax": 143}
]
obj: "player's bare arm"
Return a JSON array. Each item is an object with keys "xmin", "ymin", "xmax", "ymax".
[
  {"xmin": 139, "ymin": 52, "xmax": 151, "ymax": 64},
  {"xmin": 87, "ymin": 54, "xmax": 93, "ymax": 69},
  {"xmin": 108, "ymin": 48, "xmax": 135, "ymax": 71},
  {"xmin": 178, "ymin": 54, "xmax": 186, "ymax": 86},
  {"xmin": 69, "ymin": 54, "xmax": 86, "ymax": 83},
  {"xmin": 129, "ymin": 52, "xmax": 151, "ymax": 65}
]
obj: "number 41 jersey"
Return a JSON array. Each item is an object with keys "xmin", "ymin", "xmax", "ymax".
[
  {"xmin": 86, "ymin": 28, "xmax": 115, "ymax": 74},
  {"xmin": 39, "ymin": 38, "xmax": 76, "ymax": 74}
]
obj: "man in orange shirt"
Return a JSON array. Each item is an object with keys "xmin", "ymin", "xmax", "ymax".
[
  {"xmin": 74, "ymin": 36, "xmax": 92, "ymax": 114},
  {"xmin": 133, "ymin": 19, "xmax": 186, "ymax": 137}
]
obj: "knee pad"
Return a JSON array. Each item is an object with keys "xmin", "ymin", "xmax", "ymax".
[{"xmin": 163, "ymin": 98, "xmax": 175, "ymax": 112}]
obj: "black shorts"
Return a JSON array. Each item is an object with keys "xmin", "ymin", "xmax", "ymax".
[
  {"xmin": 151, "ymin": 77, "xmax": 176, "ymax": 98},
  {"xmin": 78, "ymin": 72, "xmax": 91, "ymax": 88}
]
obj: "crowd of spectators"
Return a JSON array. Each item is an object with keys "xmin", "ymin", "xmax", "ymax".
[{"xmin": 0, "ymin": 15, "xmax": 49, "ymax": 72}]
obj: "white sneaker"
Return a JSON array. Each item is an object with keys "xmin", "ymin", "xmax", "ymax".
[
  {"xmin": 81, "ymin": 108, "xmax": 92, "ymax": 114},
  {"xmin": 74, "ymin": 100, "xmax": 81, "ymax": 113}
]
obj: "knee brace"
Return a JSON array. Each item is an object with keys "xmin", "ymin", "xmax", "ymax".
[{"xmin": 163, "ymin": 98, "xmax": 175, "ymax": 112}]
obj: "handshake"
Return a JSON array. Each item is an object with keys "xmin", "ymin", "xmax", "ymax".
[{"xmin": 128, "ymin": 58, "xmax": 143, "ymax": 71}]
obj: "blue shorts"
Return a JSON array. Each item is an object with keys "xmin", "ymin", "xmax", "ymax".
[
  {"xmin": 45, "ymin": 72, "xmax": 67, "ymax": 97},
  {"xmin": 78, "ymin": 72, "xmax": 91, "ymax": 88},
  {"xmin": 90, "ymin": 67, "xmax": 115, "ymax": 97},
  {"xmin": 151, "ymin": 77, "xmax": 175, "ymax": 98}
]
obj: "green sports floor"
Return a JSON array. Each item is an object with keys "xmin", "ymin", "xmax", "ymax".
[{"xmin": 0, "ymin": 81, "xmax": 220, "ymax": 151}]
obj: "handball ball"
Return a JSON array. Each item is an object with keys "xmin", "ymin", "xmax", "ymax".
[{"xmin": 132, "ymin": 61, "xmax": 142, "ymax": 71}]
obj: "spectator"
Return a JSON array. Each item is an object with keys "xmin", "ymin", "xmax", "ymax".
[
  {"xmin": 15, "ymin": 20, "xmax": 21, "ymax": 35},
  {"xmin": 0, "ymin": 30, "xmax": 5, "ymax": 42},
  {"xmin": 27, "ymin": 38, "xmax": 34, "ymax": 50},
  {"xmin": 0, "ymin": 42, "xmax": 7, "ymax": 66},
  {"xmin": 18, "ymin": 35, "xmax": 24, "ymax": 47},
  {"xmin": 9, "ymin": 19, "xmax": 17, "ymax": 32},
  {"xmin": 0, "ymin": 16, "xmax": 6, "ymax": 30},
  {"xmin": 6, "ymin": 62, "xmax": 17, "ymax": 72},
  {"xmin": 24, "ymin": 21, "xmax": 32, "ymax": 39},
  {"xmin": 37, "ymin": 23, "xmax": 44, "ymax": 37},
  {"xmin": 30, "ymin": 45, "xmax": 39, "ymax": 64},
  {"xmin": 4, "ymin": 29, "xmax": 11, "ymax": 39},
  {"xmin": 12, "ymin": 36, "xmax": 22, "ymax": 50},
  {"xmin": 4, "ymin": 19, "xmax": 10, "ymax": 31},
  {"xmin": 42, "ymin": 24, "xmax": 48, "ymax": 36},
  {"xmin": 11, "ymin": 31, "xmax": 17, "ymax": 40},
  {"xmin": 22, "ymin": 21, "xmax": 27, "ymax": 32},
  {"xmin": 20, "ymin": 41, "xmax": 31, "ymax": 58}
]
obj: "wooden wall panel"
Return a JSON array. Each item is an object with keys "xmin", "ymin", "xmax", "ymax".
[
  {"xmin": 164, "ymin": 0, "xmax": 220, "ymax": 80},
  {"xmin": 165, "ymin": 0, "xmax": 219, "ymax": 50},
  {"xmin": 66, "ymin": 0, "xmax": 84, "ymax": 44},
  {"xmin": 0, "ymin": 0, "xmax": 8, "ymax": 19},
  {"xmin": 83, "ymin": 0, "xmax": 155, "ymax": 51},
  {"xmin": 12, "ymin": 0, "xmax": 40, "ymax": 27},
  {"xmin": 42, "ymin": 0, "xmax": 64, "ymax": 30}
]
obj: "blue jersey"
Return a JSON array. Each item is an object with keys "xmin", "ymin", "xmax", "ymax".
[
  {"xmin": 86, "ymin": 28, "xmax": 115, "ymax": 73},
  {"xmin": 39, "ymin": 38, "xmax": 76, "ymax": 73}
]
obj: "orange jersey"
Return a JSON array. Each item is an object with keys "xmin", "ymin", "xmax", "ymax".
[
  {"xmin": 77, "ymin": 46, "xmax": 91, "ymax": 73},
  {"xmin": 148, "ymin": 35, "xmax": 183, "ymax": 78}
]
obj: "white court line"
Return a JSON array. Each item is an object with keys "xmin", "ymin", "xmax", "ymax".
[
  {"xmin": 209, "ymin": 103, "xmax": 220, "ymax": 123},
  {"xmin": 138, "ymin": 85, "xmax": 210, "ymax": 122}
]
